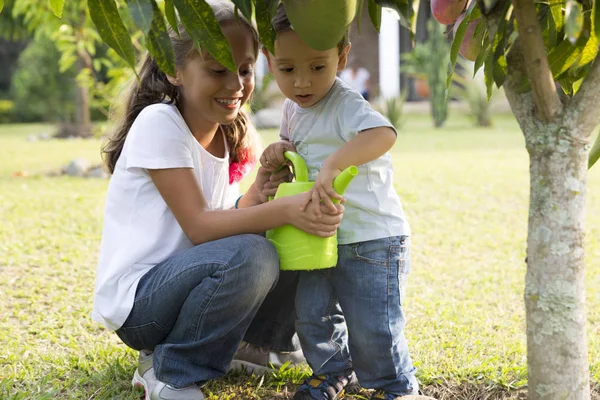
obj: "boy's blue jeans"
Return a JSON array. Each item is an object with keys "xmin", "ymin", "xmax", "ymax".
[
  {"xmin": 295, "ymin": 235, "xmax": 418, "ymax": 395},
  {"xmin": 115, "ymin": 234, "xmax": 282, "ymax": 388}
]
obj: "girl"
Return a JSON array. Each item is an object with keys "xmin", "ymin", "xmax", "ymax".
[{"xmin": 92, "ymin": 2, "xmax": 343, "ymax": 399}]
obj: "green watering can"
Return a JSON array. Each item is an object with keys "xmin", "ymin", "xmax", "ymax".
[{"xmin": 266, "ymin": 151, "xmax": 358, "ymax": 271}]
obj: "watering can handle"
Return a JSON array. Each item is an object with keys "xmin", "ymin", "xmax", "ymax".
[{"xmin": 283, "ymin": 151, "xmax": 309, "ymax": 182}]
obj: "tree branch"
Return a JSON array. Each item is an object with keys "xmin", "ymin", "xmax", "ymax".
[
  {"xmin": 502, "ymin": 41, "xmax": 539, "ymax": 132},
  {"xmin": 569, "ymin": 55, "xmax": 600, "ymax": 136},
  {"xmin": 511, "ymin": 0, "xmax": 562, "ymax": 122}
]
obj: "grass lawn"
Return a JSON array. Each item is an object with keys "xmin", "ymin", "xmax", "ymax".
[{"xmin": 1, "ymin": 113, "xmax": 599, "ymax": 399}]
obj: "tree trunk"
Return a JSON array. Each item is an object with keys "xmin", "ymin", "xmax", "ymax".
[
  {"xmin": 504, "ymin": 86, "xmax": 591, "ymax": 399},
  {"xmin": 75, "ymin": 52, "xmax": 93, "ymax": 138},
  {"xmin": 524, "ymin": 122, "xmax": 590, "ymax": 399},
  {"xmin": 56, "ymin": 15, "xmax": 93, "ymax": 139}
]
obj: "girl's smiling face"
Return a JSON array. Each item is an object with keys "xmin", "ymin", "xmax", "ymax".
[
  {"xmin": 169, "ymin": 21, "xmax": 257, "ymax": 130},
  {"xmin": 266, "ymin": 30, "xmax": 349, "ymax": 108}
]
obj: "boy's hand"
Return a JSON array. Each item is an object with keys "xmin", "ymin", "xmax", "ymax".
[
  {"xmin": 260, "ymin": 141, "xmax": 296, "ymax": 172},
  {"xmin": 299, "ymin": 165, "xmax": 344, "ymax": 217}
]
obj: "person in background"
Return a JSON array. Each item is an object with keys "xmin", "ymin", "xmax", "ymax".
[{"xmin": 339, "ymin": 61, "xmax": 371, "ymax": 101}]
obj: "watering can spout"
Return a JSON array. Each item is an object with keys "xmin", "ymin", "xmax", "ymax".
[{"xmin": 332, "ymin": 166, "xmax": 358, "ymax": 199}]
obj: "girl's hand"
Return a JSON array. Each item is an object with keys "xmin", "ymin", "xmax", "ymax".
[
  {"xmin": 252, "ymin": 166, "xmax": 294, "ymax": 204},
  {"xmin": 285, "ymin": 193, "xmax": 344, "ymax": 237},
  {"xmin": 262, "ymin": 167, "xmax": 294, "ymax": 198},
  {"xmin": 300, "ymin": 166, "xmax": 344, "ymax": 217},
  {"xmin": 260, "ymin": 141, "xmax": 296, "ymax": 171}
]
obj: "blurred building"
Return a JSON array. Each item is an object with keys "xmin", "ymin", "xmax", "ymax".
[{"xmin": 347, "ymin": 1, "xmax": 432, "ymax": 101}]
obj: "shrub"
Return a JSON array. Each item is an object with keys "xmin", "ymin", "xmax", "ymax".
[
  {"xmin": 376, "ymin": 91, "xmax": 408, "ymax": 131},
  {"xmin": 9, "ymin": 37, "xmax": 76, "ymax": 123},
  {"xmin": 0, "ymin": 99, "xmax": 14, "ymax": 123}
]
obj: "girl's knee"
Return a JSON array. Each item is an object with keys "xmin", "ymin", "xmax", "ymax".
[{"xmin": 234, "ymin": 234, "xmax": 279, "ymax": 291}]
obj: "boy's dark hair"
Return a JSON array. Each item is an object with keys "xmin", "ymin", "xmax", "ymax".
[{"xmin": 271, "ymin": 4, "xmax": 350, "ymax": 54}]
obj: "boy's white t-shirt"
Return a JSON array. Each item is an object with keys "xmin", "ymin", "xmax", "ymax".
[
  {"xmin": 280, "ymin": 77, "xmax": 410, "ymax": 244},
  {"xmin": 92, "ymin": 103, "xmax": 239, "ymax": 330}
]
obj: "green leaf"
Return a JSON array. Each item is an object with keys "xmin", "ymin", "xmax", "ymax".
[
  {"xmin": 374, "ymin": 0, "xmax": 412, "ymax": 30},
  {"xmin": 575, "ymin": 33, "xmax": 599, "ymax": 68},
  {"xmin": 493, "ymin": 54, "xmax": 507, "ymax": 87},
  {"xmin": 491, "ymin": 25, "xmax": 507, "ymax": 87},
  {"xmin": 474, "ymin": 36, "xmax": 490, "ymax": 77},
  {"xmin": 484, "ymin": 48, "xmax": 494, "ymax": 100},
  {"xmin": 593, "ymin": 0, "xmax": 600, "ymax": 40},
  {"xmin": 231, "ymin": 0, "xmax": 253, "ymax": 21},
  {"xmin": 565, "ymin": 0, "xmax": 583, "ymax": 43},
  {"xmin": 549, "ymin": 0, "xmax": 564, "ymax": 33},
  {"xmin": 547, "ymin": 35, "xmax": 587, "ymax": 77},
  {"xmin": 447, "ymin": 0, "xmax": 481, "ymax": 87},
  {"xmin": 173, "ymin": 0, "xmax": 236, "ymax": 71},
  {"xmin": 589, "ymin": 126, "xmax": 600, "ymax": 169},
  {"xmin": 0, "ymin": 0, "xmax": 4, "ymax": 14},
  {"xmin": 127, "ymin": 0, "xmax": 153, "ymax": 34},
  {"xmin": 572, "ymin": 76, "xmax": 583, "ymax": 93},
  {"xmin": 356, "ymin": 0, "xmax": 365, "ymax": 36},
  {"xmin": 88, "ymin": 0, "xmax": 137, "ymax": 69},
  {"xmin": 410, "ymin": 0, "xmax": 420, "ymax": 33},
  {"xmin": 557, "ymin": 74, "xmax": 575, "ymax": 93},
  {"xmin": 546, "ymin": 5, "xmax": 558, "ymax": 48},
  {"xmin": 255, "ymin": 0, "xmax": 277, "ymax": 55},
  {"xmin": 146, "ymin": 0, "xmax": 176, "ymax": 76},
  {"xmin": 370, "ymin": 1, "xmax": 385, "ymax": 34},
  {"xmin": 49, "ymin": 0, "xmax": 64, "ymax": 18},
  {"xmin": 164, "ymin": 0, "xmax": 180, "ymax": 37}
]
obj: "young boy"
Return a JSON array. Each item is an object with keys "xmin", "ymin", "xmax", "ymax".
[{"xmin": 259, "ymin": 5, "xmax": 423, "ymax": 400}]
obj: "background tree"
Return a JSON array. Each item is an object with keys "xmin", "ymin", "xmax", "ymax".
[
  {"xmin": 6, "ymin": 0, "xmax": 132, "ymax": 136},
  {"xmin": 2, "ymin": 0, "xmax": 598, "ymax": 398}
]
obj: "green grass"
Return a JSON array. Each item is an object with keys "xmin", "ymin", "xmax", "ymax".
[{"xmin": 1, "ymin": 114, "xmax": 599, "ymax": 399}]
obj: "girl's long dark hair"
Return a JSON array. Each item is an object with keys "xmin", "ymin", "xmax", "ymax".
[{"xmin": 102, "ymin": 1, "xmax": 259, "ymax": 174}]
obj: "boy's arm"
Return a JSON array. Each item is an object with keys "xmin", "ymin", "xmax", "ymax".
[
  {"xmin": 303, "ymin": 127, "xmax": 396, "ymax": 216},
  {"xmin": 322, "ymin": 126, "xmax": 396, "ymax": 171}
]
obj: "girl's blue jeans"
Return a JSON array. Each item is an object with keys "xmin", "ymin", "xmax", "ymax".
[
  {"xmin": 295, "ymin": 235, "xmax": 419, "ymax": 395},
  {"xmin": 115, "ymin": 234, "xmax": 286, "ymax": 388}
]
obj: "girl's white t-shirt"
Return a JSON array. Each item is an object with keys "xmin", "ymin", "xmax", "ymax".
[{"xmin": 92, "ymin": 103, "xmax": 239, "ymax": 330}]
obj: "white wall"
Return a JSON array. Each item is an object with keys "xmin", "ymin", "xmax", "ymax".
[{"xmin": 378, "ymin": 10, "xmax": 400, "ymax": 99}]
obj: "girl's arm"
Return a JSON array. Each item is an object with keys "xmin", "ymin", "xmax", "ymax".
[{"xmin": 148, "ymin": 167, "xmax": 343, "ymax": 245}]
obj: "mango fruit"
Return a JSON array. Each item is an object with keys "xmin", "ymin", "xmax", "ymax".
[
  {"xmin": 431, "ymin": 0, "xmax": 467, "ymax": 24},
  {"xmin": 453, "ymin": 13, "xmax": 480, "ymax": 61},
  {"xmin": 282, "ymin": 0, "xmax": 357, "ymax": 51}
]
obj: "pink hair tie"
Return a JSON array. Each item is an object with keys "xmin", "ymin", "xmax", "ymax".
[{"xmin": 229, "ymin": 147, "xmax": 257, "ymax": 184}]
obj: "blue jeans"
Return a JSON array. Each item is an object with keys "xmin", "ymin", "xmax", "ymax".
[
  {"xmin": 243, "ymin": 269, "xmax": 301, "ymax": 352},
  {"xmin": 295, "ymin": 235, "xmax": 418, "ymax": 395},
  {"xmin": 116, "ymin": 234, "xmax": 280, "ymax": 388}
]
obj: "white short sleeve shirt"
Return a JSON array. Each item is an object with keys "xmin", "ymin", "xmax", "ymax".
[
  {"xmin": 339, "ymin": 67, "xmax": 370, "ymax": 93},
  {"xmin": 280, "ymin": 78, "xmax": 410, "ymax": 244},
  {"xmin": 92, "ymin": 103, "xmax": 239, "ymax": 330}
]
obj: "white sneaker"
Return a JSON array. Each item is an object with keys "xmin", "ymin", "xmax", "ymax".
[
  {"xmin": 132, "ymin": 350, "xmax": 159, "ymax": 400},
  {"xmin": 150, "ymin": 382, "xmax": 205, "ymax": 400},
  {"xmin": 228, "ymin": 341, "xmax": 307, "ymax": 375},
  {"xmin": 132, "ymin": 350, "xmax": 204, "ymax": 400}
]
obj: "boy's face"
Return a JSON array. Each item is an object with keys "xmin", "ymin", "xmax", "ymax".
[{"xmin": 265, "ymin": 30, "xmax": 349, "ymax": 108}]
